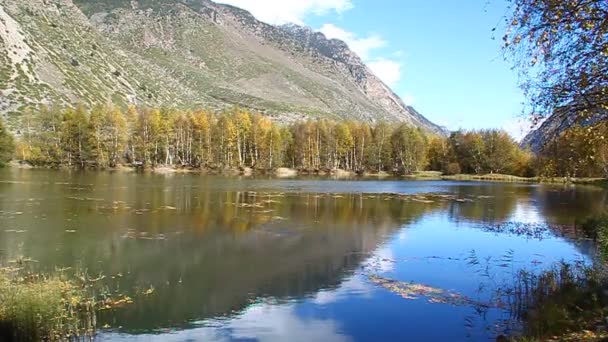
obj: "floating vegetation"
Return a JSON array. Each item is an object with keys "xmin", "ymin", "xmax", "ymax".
[
  {"xmin": 121, "ymin": 230, "xmax": 167, "ymax": 241},
  {"xmin": 66, "ymin": 196, "xmax": 104, "ymax": 202},
  {"xmin": 482, "ymin": 222, "xmax": 556, "ymax": 239},
  {"xmin": 236, "ymin": 203, "xmax": 264, "ymax": 208},
  {"xmin": 369, "ymin": 275, "xmax": 497, "ymax": 308},
  {"xmin": 142, "ymin": 286, "xmax": 155, "ymax": 296}
]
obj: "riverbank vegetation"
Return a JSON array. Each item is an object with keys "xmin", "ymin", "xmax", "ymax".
[
  {"xmin": 2, "ymin": 104, "xmax": 535, "ymax": 177},
  {"xmin": 0, "ymin": 118, "xmax": 14, "ymax": 167},
  {"xmin": 3, "ymin": 104, "xmax": 606, "ymax": 181},
  {"xmin": 0, "ymin": 261, "xmax": 135, "ymax": 341},
  {"xmin": 9, "ymin": 104, "xmax": 510, "ymax": 174},
  {"xmin": 0, "ymin": 264, "xmax": 95, "ymax": 341},
  {"xmin": 508, "ymin": 262, "xmax": 608, "ymax": 341}
]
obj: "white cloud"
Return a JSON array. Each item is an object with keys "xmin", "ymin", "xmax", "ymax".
[
  {"xmin": 319, "ymin": 24, "xmax": 386, "ymax": 60},
  {"xmin": 392, "ymin": 50, "xmax": 405, "ymax": 58},
  {"xmin": 367, "ymin": 59, "xmax": 402, "ymax": 87},
  {"xmin": 214, "ymin": 2, "xmax": 404, "ymax": 90},
  {"xmin": 401, "ymin": 93, "xmax": 415, "ymax": 106},
  {"xmin": 215, "ymin": 0, "xmax": 353, "ymax": 25},
  {"xmin": 318, "ymin": 24, "xmax": 402, "ymax": 88},
  {"xmin": 503, "ymin": 118, "xmax": 532, "ymax": 142},
  {"xmin": 99, "ymin": 303, "xmax": 350, "ymax": 342},
  {"xmin": 312, "ymin": 245, "xmax": 395, "ymax": 306}
]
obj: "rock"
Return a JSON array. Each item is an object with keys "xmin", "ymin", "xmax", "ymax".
[
  {"xmin": 331, "ymin": 168, "xmax": 355, "ymax": 178},
  {"xmin": 9, "ymin": 160, "xmax": 33, "ymax": 169},
  {"xmin": 275, "ymin": 168, "xmax": 297, "ymax": 178},
  {"xmin": 240, "ymin": 167, "xmax": 253, "ymax": 176},
  {"xmin": 151, "ymin": 166, "xmax": 175, "ymax": 174}
]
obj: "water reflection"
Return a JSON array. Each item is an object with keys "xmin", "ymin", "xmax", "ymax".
[{"xmin": 0, "ymin": 169, "xmax": 606, "ymax": 340}]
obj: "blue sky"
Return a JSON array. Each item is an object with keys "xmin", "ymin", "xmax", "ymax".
[{"xmin": 216, "ymin": 0, "xmax": 529, "ymax": 139}]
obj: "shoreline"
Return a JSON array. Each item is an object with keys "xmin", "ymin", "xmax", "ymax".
[{"xmin": 7, "ymin": 162, "xmax": 607, "ymax": 186}]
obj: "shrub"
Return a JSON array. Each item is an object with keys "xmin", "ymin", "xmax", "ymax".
[{"xmin": 446, "ymin": 162, "xmax": 461, "ymax": 175}]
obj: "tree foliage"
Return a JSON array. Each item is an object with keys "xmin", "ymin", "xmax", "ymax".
[
  {"xmin": 427, "ymin": 130, "xmax": 534, "ymax": 176},
  {"xmin": 504, "ymin": 0, "xmax": 608, "ymax": 125},
  {"xmin": 17, "ymin": 105, "xmax": 539, "ymax": 176},
  {"xmin": 0, "ymin": 117, "xmax": 14, "ymax": 166},
  {"xmin": 536, "ymin": 121, "xmax": 608, "ymax": 177}
]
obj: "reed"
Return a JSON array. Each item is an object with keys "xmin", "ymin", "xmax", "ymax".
[
  {"xmin": 506, "ymin": 261, "xmax": 608, "ymax": 341},
  {"xmin": 0, "ymin": 259, "xmax": 135, "ymax": 342},
  {"xmin": 0, "ymin": 265, "xmax": 96, "ymax": 341}
]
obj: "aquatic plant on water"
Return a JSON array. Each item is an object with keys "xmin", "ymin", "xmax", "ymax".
[
  {"xmin": 580, "ymin": 213, "xmax": 608, "ymax": 259},
  {"xmin": 0, "ymin": 260, "xmax": 134, "ymax": 341},
  {"xmin": 505, "ymin": 261, "xmax": 608, "ymax": 341}
]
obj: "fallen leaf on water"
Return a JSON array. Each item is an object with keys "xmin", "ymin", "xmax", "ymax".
[
  {"xmin": 143, "ymin": 286, "xmax": 155, "ymax": 295},
  {"xmin": 369, "ymin": 275, "xmax": 498, "ymax": 308}
]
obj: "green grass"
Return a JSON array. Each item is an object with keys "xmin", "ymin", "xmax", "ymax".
[
  {"xmin": 0, "ymin": 266, "xmax": 96, "ymax": 341},
  {"xmin": 0, "ymin": 259, "xmax": 136, "ymax": 341},
  {"xmin": 507, "ymin": 262, "xmax": 608, "ymax": 341}
]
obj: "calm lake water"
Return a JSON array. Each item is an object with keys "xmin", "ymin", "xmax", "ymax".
[{"xmin": 0, "ymin": 169, "xmax": 606, "ymax": 341}]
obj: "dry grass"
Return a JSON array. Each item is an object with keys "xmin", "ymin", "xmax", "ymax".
[{"xmin": 0, "ymin": 266, "xmax": 96, "ymax": 341}]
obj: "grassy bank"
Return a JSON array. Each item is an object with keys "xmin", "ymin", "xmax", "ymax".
[
  {"xmin": 0, "ymin": 262, "xmax": 133, "ymax": 341},
  {"xmin": 507, "ymin": 262, "xmax": 608, "ymax": 341},
  {"xmin": 0, "ymin": 265, "xmax": 95, "ymax": 341},
  {"xmin": 506, "ymin": 215, "xmax": 608, "ymax": 341},
  {"xmin": 10, "ymin": 162, "xmax": 608, "ymax": 186},
  {"xmin": 411, "ymin": 171, "xmax": 608, "ymax": 186}
]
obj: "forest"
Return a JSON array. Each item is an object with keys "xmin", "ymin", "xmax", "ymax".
[{"xmin": 0, "ymin": 104, "xmax": 605, "ymax": 178}]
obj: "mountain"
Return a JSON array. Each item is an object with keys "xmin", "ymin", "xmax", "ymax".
[
  {"xmin": 0, "ymin": 0, "xmax": 444, "ymax": 134},
  {"xmin": 521, "ymin": 104, "xmax": 608, "ymax": 152}
]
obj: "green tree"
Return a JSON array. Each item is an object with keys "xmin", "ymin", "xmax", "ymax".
[
  {"xmin": 60, "ymin": 105, "xmax": 90, "ymax": 168},
  {"xmin": 481, "ymin": 130, "xmax": 517, "ymax": 174},
  {"xmin": 426, "ymin": 135, "xmax": 451, "ymax": 172},
  {"xmin": 0, "ymin": 117, "xmax": 14, "ymax": 166},
  {"xmin": 391, "ymin": 125, "xmax": 427, "ymax": 174},
  {"xmin": 88, "ymin": 104, "xmax": 126, "ymax": 168},
  {"xmin": 368, "ymin": 122, "xmax": 392, "ymax": 172}
]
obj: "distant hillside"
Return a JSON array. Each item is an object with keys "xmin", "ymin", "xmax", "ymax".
[
  {"xmin": 0, "ymin": 0, "xmax": 444, "ymax": 134},
  {"xmin": 521, "ymin": 104, "xmax": 608, "ymax": 152}
]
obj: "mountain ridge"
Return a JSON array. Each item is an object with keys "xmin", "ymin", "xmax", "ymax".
[{"xmin": 0, "ymin": 0, "xmax": 445, "ymax": 134}]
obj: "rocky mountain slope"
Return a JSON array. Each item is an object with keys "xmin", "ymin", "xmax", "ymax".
[
  {"xmin": 0, "ymin": 0, "xmax": 444, "ymax": 134},
  {"xmin": 521, "ymin": 106, "xmax": 608, "ymax": 152}
]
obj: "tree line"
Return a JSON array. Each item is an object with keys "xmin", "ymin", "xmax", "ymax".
[
  {"xmin": 0, "ymin": 104, "xmax": 544, "ymax": 176},
  {"xmin": 535, "ymin": 121, "xmax": 608, "ymax": 178}
]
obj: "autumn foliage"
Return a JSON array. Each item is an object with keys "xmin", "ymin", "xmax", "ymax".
[{"xmin": 8, "ymin": 104, "xmax": 539, "ymax": 177}]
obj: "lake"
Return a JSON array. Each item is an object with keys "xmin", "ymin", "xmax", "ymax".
[{"xmin": 0, "ymin": 169, "xmax": 605, "ymax": 341}]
